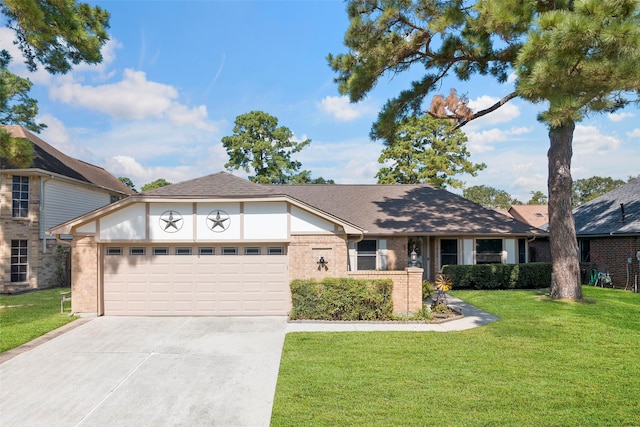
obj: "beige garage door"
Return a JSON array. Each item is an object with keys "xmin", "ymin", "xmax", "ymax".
[{"xmin": 103, "ymin": 248, "xmax": 289, "ymax": 316}]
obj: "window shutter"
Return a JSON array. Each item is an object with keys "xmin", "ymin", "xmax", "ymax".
[{"xmin": 378, "ymin": 239, "xmax": 387, "ymax": 270}]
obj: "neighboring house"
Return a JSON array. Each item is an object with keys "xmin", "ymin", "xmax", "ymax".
[
  {"xmin": 573, "ymin": 177, "xmax": 640, "ymax": 290},
  {"xmin": 1, "ymin": 125, "xmax": 133, "ymax": 293},
  {"xmin": 507, "ymin": 205, "xmax": 551, "ymax": 263},
  {"xmin": 50, "ymin": 171, "xmax": 544, "ymax": 317}
]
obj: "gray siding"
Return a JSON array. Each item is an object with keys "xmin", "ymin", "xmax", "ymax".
[{"xmin": 44, "ymin": 180, "xmax": 110, "ymax": 233}]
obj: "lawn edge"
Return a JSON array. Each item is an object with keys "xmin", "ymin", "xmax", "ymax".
[{"xmin": 0, "ymin": 317, "xmax": 92, "ymax": 364}]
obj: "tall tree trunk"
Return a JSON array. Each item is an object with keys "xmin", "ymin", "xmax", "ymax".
[{"xmin": 547, "ymin": 121, "xmax": 582, "ymax": 299}]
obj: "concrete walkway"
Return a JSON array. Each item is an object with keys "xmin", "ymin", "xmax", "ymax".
[{"xmin": 286, "ymin": 296, "xmax": 499, "ymax": 332}]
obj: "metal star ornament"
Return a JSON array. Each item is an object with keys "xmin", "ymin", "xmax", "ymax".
[
  {"xmin": 207, "ymin": 210, "xmax": 230, "ymax": 232},
  {"xmin": 159, "ymin": 210, "xmax": 183, "ymax": 232}
]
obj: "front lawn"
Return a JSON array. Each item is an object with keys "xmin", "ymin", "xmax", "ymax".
[
  {"xmin": 0, "ymin": 288, "xmax": 77, "ymax": 353},
  {"xmin": 271, "ymin": 287, "xmax": 640, "ymax": 426}
]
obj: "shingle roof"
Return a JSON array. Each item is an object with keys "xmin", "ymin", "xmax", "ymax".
[
  {"xmin": 272, "ymin": 183, "xmax": 541, "ymax": 235},
  {"xmin": 508, "ymin": 205, "xmax": 549, "ymax": 229},
  {"xmin": 573, "ymin": 177, "xmax": 640, "ymax": 236},
  {"xmin": 141, "ymin": 171, "xmax": 278, "ymax": 198},
  {"xmin": 1, "ymin": 125, "xmax": 132, "ymax": 195}
]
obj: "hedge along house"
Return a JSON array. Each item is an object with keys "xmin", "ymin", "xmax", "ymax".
[{"xmin": 49, "ymin": 172, "xmax": 544, "ymax": 316}]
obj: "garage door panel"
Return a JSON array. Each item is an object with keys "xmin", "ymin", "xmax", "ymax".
[{"xmin": 104, "ymin": 251, "xmax": 289, "ymax": 316}]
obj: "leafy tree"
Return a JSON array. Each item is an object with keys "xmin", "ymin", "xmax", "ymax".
[
  {"xmin": 572, "ymin": 176, "xmax": 625, "ymax": 207},
  {"xmin": 0, "ymin": 0, "xmax": 110, "ymax": 167},
  {"xmin": 287, "ymin": 170, "xmax": 335, "ymax": 184},
  {"xmin": 329, "ymin": 0, "xmax": 640, "ymax": 299},
  {"xmin": 528, "ymin": 191, "xmax": 548, "ymax": 205},
  {"xmin": 375, "ymin": 114, "xmax": 485, "ymax": 188},
  {"xmin": 462, "ymin": 185, "xmax": 519, "ymax": 210},
  {"xmin": 118, "ymin": 177, "xmax": 137, "ymax": 192},
  {"xmin": 222, "ymin": 111, "xmax": 314, "ymax": 184},
  {"xmin": 141, "ymin": 178, "xmax": 171, "ymax": 192}
]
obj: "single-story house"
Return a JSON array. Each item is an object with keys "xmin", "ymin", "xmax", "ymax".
[
  {"xmin": 49, "ymin": 171, "xmax": 544, "ymax": 316},
  {"xmin": 1, "ymin": 125, "xmax": 132, "ymax": 293},
  {"xmin": 506, "ymin": 205, "xmax": 551, "ymax": 263},
  {"xmin": 573, "ymin": 177, "xmax": 640, "ymax": 290}
]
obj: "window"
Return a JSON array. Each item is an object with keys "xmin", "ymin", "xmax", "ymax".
[
  {"xmin": 106, "ymin": 247, "xmax": 123, "ymax": 256},
  {"xmin": 244, "ymin": 247, "xmax": 261, "ymax": 255},
  {"xmin": 129, "ymin": 247, "xmax": 146, "ymax": 256},
  {"xmin": 356, "ymin": 240, "xmax": 377, "ymax": 270},
  {"xmin": 175, "ymin": 247, "xmax": 192, "ymax": 255},
  {"xmin": 11, "ymin": 240, "xmax": 28, "ymax": 282},
  {"xmin": 476, "ymin": 239, "xmax": 503, "ymax": 264},
  {"xmin": 152, "ymin": 247, "xmax": 169, "ymax": 255},
  {"xmin": 12, "ymin": 176, "xmax": 29, "ymax": 218},
  {"xmin": 268, "ymin": 247, "xmax": 284, "ymax": 255},
  {"xmin": 440, "ymin": 239, "xmax": 458, "ymax": 266},
  {"xmin": 518, "ymin": 238, "xmax": 527, "ymax": 264},
  {"xmin": 579, "ymin": 240, "xmax": 590, "ymax": 263},
  {"xmin": 110, "ymin": 195, "xmax": 120, "ymax": 203},
  {"xmin": 198, "ymin": 247, "xmax": 215, "ymax": 256},
  {"xmin": 222, "ymin": 247, "xmax": 238, "ymax": 255}
]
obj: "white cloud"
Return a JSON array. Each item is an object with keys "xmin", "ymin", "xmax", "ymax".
[
  {"xmin": 467, "ymin": 126, "xmax": 533, "ymax": 153},
  {"xmin": 37, "ymin": 114, "xmax": 95, "ymax": 161},
  {"xmin": 467, "ymin": 95, "xmax": 521, "ymax": 126},
  {"xmin": 297, "ymin": 136, "xmax": 381, "ymax": 183},
  {"xmin": 49, "ymin": 68, "xmax": 217, "ymax": 131},
  {"xmin": 607, "ymin": 112, "xmax": 635, "ymax": 122},
  {"xmin": 103, "ymin": 155, "xmax": 198, "ymax": 188},
  {"xmin": 627, "ymin": 128, "xmax": 640, "ymax": 138},
  {"xmin": 573, "ymin": 125, "xmax": 621, "ymax": 155},
  {"xmin": 506, "ymin": 72, "xmax": 517, "ymax": 85},
  {"xmin": 319, "ymin": 96, "xmax": 373, "ymax": 122}
]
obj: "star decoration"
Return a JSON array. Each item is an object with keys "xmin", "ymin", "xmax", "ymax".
[
  {"xmin": 207, "ymin": 210, "xmax": 230, "ymax": 232},
  {"xmin": 160, "ymin": 211, "xmax": 183, "ymax": 232}
]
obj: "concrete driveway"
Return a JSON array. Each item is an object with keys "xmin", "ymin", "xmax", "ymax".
[{"xmin": 0, "ymin": 316, "xmax": 288, "ymax": 427}]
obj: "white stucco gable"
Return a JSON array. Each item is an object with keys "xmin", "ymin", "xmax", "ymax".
[{"xmin": 49, "ymin": 195, "xmax": 363, "ymax": 242}]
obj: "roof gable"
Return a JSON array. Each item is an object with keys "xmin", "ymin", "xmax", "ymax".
[
  {"xmin": 1, "ymin": 125, "xmax": 132, "ymax": 195},
  {"xmin": 574, "ymin": 178, "xmax": 640, "ymax": 235},
  {"xmin": 508, "ymin": 205, "xmax": 549, "ymax": 229},
  {"xmin": 141, "ymin": 171, "xmax": 278, "ymax": 197}
]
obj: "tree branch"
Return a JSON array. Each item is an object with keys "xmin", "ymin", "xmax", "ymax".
[{"xmin": 428, "ymin": 91, "xmax": 518, "ymax": 130}]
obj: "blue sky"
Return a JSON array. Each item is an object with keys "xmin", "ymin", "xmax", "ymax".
[{"xmin": 2, "ymin": 1, "xmax": 638, "ymax": 200}]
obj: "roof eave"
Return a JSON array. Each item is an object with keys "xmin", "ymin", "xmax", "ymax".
[{"xmin": 2, "ymin": 167, "xmax": 130, "ymax": 196}]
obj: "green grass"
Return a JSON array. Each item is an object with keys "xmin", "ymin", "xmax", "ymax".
[
  {"xmin": 271, "ymin": 287, "xmax": 640, "ymax": 426},
  {"xmin": 0, "ymin": 288, "xmax": 77, "ymax": 353}
]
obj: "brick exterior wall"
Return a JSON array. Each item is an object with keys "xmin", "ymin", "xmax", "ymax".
[
  {"xmin": 580, "ymin": 236, "xmax": 640, "ymax": 290},
  {"xmin": 1, "ymin": 174, "xmax": 70, "ymax": 293},
  {"xmin": 348, "ymin": 268, "xmax": 423, "ymax": 314},
  {"xmin": 288, "ymin": 234, "xmax": 350, "ymax": 280},
  {"xmin": 529, "ymin": 238, "xmax": 551, "ymax": 263},
  {"xmin": 70, "ymin": 236, "xmax": 99, "ymax": 313},
  {"xmin": 385, "ymin": 236, "xmax": 408, "ymax": 270}
]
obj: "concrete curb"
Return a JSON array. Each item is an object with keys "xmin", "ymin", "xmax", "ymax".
[{"xmin": 0, "ymin": 317, "xmax": 92, "ymax": 365}]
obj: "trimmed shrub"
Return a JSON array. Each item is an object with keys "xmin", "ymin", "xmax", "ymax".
[
  {"xmin": 422, "ymin": 280, "xmax": 435, "ymax": 300},
  {"xmin": 289, "ymin": 278, "xmax": 394, "ymax": 321},
  {"xmin": 442, "ymin": 263, "xmax": 552, "ymax": 290}
]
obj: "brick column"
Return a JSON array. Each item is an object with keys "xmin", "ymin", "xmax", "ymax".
[
  {"xmin": 71, "ymin": 236, "xmax": 98, "ymax": 314},
  {"xmin": 402, "ymin": 267, "xmax": 423, "ymax": 314}
]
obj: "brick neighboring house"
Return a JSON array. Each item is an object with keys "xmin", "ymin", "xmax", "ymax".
[
  {"xmin": 507, "ymin": 205, "xmax": 551, "ymax": 263},
  {"xmin": 49, "ymin": 171, "xmax": 544, "ymax": 316},
  {"xmin": 573, "ymin": 177, "xmax": 640, "ymax": 290},
  {"xmin": 1, "ymin": 125, "xmax": 132, "ymax": 293}
]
